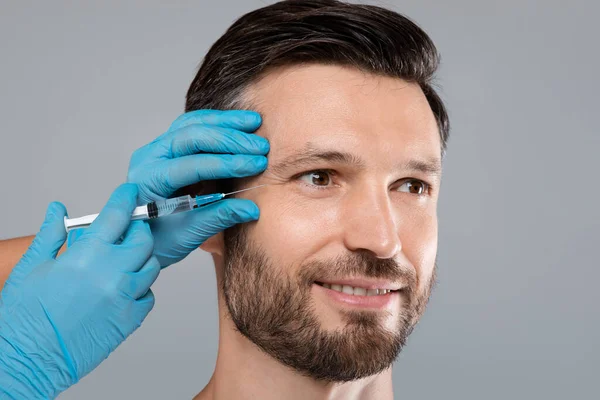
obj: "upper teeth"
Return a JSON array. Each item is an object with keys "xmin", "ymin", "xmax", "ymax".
[{"xmin": 319, "ymin": 283, "xmax": 393, "ymax": 296}]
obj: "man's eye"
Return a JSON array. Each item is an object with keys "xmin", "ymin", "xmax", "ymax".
[
  {"xmin": 397, "ymin": 179, "xmax": 430, "ymax": 195},
  {"xmin": 297, "ymin": 170, "xmax": 334, "ymax": 188}
]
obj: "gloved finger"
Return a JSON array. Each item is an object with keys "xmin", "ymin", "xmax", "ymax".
[
  {"xmin": 162, "ymin": 125, "xmax": 269, "ymax": 159},
  {"xmin": 85, "ymin": 183, "xmax": 139, "ymax": 244},
  {"xmin": 130, "ymin": 124, "xmax": 268, "ymax": 171},
  {"xmin": 168, "ymin": 109, "xmax": 262, "ymax": 132},
  {"xmin": 137, "ymin": 110, "xmax": 262, "ymax": 153},
  {"xmin": 155, "ymin": 154, "xmax": 268, "ymax": 196},
  {"xmin": 117, "ymin": 220, "xmax": 154, "ymax": 271},
  {"xmin": 180, "ymin": 198, "xmax": 259, "ymax": 243},
  {"xmin": 27, "ymin": 201, "xmax": 68, "ymax": 262},
  {"xmin": 121, "ymin": 288, "xmax": 156, "ymax": 336},
  {"xmin": 148, "ymin": 198, "xmax": 259, "ymax": 267},
  {"xmin": 8, "ymin": 202, "xmax": 67, "ymax": 286},
  {"xmin": 135, "ymin": 288, "xmax": 156, "ymax": 318},
  {"xmin": 120, "ymin": 256, "xmax": 160, "ymax": 299}
]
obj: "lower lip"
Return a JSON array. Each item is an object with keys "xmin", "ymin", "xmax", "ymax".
[{"xmin": 312, "ymin": 283, "xmax": 400, "ymax": 309}]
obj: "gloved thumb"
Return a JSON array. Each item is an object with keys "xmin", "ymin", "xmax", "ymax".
[
  {"xmin": 4, "ymin": 202, "xmax": 68, "ymax": 292},
  {"xmin": 21, "ymin": 201, "xmax": 68, "ymax": 266}
]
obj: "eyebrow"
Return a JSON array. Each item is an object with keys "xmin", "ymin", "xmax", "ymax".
[{"xmin": 269, "ymin": 143, "xmax": 442, "ymax": 177}]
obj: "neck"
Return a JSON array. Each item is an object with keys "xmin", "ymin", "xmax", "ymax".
[{"xmin": 194, "ymin": 261, "xmax": 394, "ymax": 400}]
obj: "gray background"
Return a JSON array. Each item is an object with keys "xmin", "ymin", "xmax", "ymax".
[{"xmin": 1, "ymin": 0, "xmax": 598, "ymax": 399}]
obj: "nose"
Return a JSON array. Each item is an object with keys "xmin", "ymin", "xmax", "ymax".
[{"xmin": 340, "ymin": 188, "xmax": 402, "ymax": 259}]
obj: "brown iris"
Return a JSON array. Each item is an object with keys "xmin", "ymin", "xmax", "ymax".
[
  {"xmin": 310, "ymin": 171, "xmax": 330, "ymax": 186},
  {"xmin": 406, "ymin": 181, "xmax": 426, "ymax": 194}
]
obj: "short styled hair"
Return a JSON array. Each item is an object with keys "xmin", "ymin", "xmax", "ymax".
[{"xmin": 186, "ymin": 0, "xmax": 449, "ymax": 156}]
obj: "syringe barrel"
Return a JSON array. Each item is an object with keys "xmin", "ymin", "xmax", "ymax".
[{"xmin": 154, "ymin": 195, "xmax": 195, "ymax": 218}]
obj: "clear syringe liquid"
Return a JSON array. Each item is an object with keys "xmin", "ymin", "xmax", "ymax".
[{"xmin": 146, "ymin": 193, "xmax": 223, "ymax": 219}]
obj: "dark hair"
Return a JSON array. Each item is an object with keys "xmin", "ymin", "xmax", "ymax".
[{"xmin": 186, "ymin": 0, "xmax": 449, "ymax": 169}]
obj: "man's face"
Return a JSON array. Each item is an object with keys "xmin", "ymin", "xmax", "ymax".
[{"xmin": 221, "ymin": 64, "xmax": 441, "ymax": 382}]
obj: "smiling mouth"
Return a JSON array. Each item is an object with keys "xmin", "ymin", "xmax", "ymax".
[{"xmin": 314, "ymin": 282, "xmax": 400, "ymax": 296}]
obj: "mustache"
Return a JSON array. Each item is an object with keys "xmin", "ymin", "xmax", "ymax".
[{"xmin": 298, "ymin": 251, "xmax": 417, "ymax": 292}]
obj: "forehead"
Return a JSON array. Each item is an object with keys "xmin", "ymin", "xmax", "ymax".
[{"xmin": 244, "ymin": 64, "xmax": 441, "ymax": 167}]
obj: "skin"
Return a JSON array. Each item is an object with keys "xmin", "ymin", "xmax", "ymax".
[{"xmin": 195, "ymin": 64, "xmax": 442, "ymax": 400}]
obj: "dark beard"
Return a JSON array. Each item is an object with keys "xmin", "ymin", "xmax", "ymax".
[{"xmin": 222, "ymin": 223, "xmax": 436, "ymax": 382}]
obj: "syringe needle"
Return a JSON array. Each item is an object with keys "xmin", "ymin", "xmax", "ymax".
[{"xmin": 223, "ymin": 184, "xmax": 269, "ymax": 197}]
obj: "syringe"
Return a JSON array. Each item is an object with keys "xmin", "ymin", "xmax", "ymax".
[{"xmin": 63, "ymin": 184, "xmax": 269, "ymax": 232}]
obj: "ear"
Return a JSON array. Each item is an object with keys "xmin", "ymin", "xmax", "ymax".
[{"xmin": 199, "ymin": 231, "xmax": 225, "ymax": 257}]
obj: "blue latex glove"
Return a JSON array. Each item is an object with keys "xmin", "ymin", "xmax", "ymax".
[
  {"xmin": 0, "ymin": 184, "xmax": 159, "ymax": 399},
  {"xmin": 126, "ymin": 109, "xmax": 270, "ymax": 267}
]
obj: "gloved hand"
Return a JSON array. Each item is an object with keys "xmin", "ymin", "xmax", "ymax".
[
  {"xmin": 0, "ymin": 184, "xmax": 158, "ymax": 399},
  {"xmin": 126, "ymin": 109, "xmax": 269, "ymax": 267}
]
